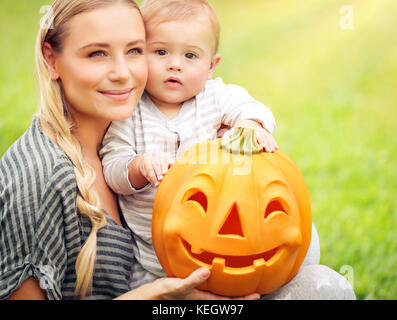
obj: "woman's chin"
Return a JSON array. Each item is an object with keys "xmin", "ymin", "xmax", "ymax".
[{"xmin": 107, "ymin": 106, "xmax": 135, "ymax": 122}]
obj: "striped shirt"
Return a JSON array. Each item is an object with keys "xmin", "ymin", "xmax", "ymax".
[
  {"xmin": 100, "ymin": 78, "xmax": 276, "ymax": 280},
  {"xmin": 0, "ymin": 117, "xmax": 140, "ymax": 300}
]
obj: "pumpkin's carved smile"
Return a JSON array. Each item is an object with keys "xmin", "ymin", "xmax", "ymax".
[{"xmin": 181, "ymin": 238, "xmax": 282, "ymax": 269}]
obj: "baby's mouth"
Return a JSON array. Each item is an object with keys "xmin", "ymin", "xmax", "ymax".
[{"xmin": 165, "ymin": 77, "xmax": 182, "ymax": 87}]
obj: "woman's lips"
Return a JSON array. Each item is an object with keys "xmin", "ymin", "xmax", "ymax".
[{"xmin": 99, "ymin": 88, "xmax": 133, "ymax": 101}]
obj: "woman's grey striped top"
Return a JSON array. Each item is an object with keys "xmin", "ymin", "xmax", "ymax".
[{"xmin": 0, "ymin": 117, "xmax": 137, "ymax": 300}]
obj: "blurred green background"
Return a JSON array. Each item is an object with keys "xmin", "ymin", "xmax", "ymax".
[{"xmin": 1, "ymin": 0, "xmax": 396, "ymax": 299}]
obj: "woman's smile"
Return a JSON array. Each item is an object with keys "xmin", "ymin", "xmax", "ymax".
[{"xmin": 99, "ymin": 88, "xmax": 134, "ymax": 102}]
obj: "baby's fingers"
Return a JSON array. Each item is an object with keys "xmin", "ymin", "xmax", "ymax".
[
  {"xmin": 152, "ymin": 161, "xmax": 165, "ymax": 187},
  {"xmin": 153, "ymin": 154, "xmax": 170, "ymax": 187},
  {"xmin": 142, "ymin": 163, "xmax": 159, "ymax": 187},
  {"xmin": 221, "ymin": 129, "xmax": 233, "ymax": 141},
  {"xmin": 256, "ymin": 131, "xmax": 278, "ymax": 153}
]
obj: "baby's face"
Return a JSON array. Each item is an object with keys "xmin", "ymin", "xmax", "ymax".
[{"xmin": 145, "ymin": 16, "xmax": 219, "ymax": 109}]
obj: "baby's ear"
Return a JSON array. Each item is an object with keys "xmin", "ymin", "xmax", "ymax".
[{"xmin": 208, "ymin": 54, "xmax": 222, "ymax": 80}]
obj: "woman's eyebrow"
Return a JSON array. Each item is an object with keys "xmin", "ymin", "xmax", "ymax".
[
  {"xmin": 126, "ymin": 39, "xmax": 146, "ymax": 46},
  {"xmin": 79, "ymin": 39, "xmax": 146, "ymax": 50}
]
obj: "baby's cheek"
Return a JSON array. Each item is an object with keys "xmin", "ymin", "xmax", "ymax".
[
  {"xmin": 146, "ymin": 59, "xmax": 162, "ymax": 80},
  {"xmin": 187, "ymin": 69, "xmax": 209, "ymax": 92}
]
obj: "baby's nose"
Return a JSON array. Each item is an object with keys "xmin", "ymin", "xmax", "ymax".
[
  {"xmin": 167, "ymin": 57, "xmax": 182, "ymax": 72},
  {"xmin": 167, "ymin": 64, "xmax": 182, "ymax": 72}
]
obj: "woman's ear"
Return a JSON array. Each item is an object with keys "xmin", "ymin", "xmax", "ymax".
[
  {"xmin": 42, "ymin": 42, "xmax": 60, "ymax": 80},
  {"xmin": 208, "ymin": 53, "xmax": 222, "ymax": 80}
]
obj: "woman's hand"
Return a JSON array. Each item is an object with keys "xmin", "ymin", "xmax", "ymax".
[
  {"xmin": 115, "ymin": 268, "xmax": 260, "ymax": 300},
  {"xmin": 223, "ymin": 120, "xmax": 278, "ymax": 153}
]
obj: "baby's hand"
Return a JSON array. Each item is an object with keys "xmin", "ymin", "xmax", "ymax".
[
  {"xmin": 224, "ymin": 120, "xmax": 278, "ymax": 153},
  {"xmin": 138, "ymin": 153, "xmax": 170, "ymax": 187},
  {"xmin": 254, "ymin": 126, "xmax": 278, "ymax": 153}
]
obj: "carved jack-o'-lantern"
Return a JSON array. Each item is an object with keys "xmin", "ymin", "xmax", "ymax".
[{"xmin": 152, "ymin": 127, "xmax": 312, "ymax": 296}]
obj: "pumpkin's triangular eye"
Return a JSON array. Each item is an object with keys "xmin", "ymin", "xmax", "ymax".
[
  {"xmin": 218, "ymin": 203, "xmax": 244, "ymax": 237},
  {"xmin": 265, "ymin": 199, "xmax": 287, "ymax": 219},
  {"xmin": 187, "ymin": 191, "xmax": 208, "ymax": 212}
]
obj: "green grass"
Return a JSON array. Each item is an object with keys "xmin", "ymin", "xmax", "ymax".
[{"xmin": 1, "ymin": 0, "xmax": 396, "ymax": 299}]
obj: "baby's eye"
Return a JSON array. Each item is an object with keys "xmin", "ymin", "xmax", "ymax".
[
  {"xmin": 156, "ymin": 49, "xmax": 167, "ymax": 56},
  {"xmin": 88, "ymin": 50, "xmax": 106, "ymax": 58},
  {"xmin": 185, "ymin": 52, "xmax": 197, "ymax": 59}
]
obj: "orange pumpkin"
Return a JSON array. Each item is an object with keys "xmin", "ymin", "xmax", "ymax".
[{"xmin": 152, "ymin": 127, "xmax": 312, "ymax": 296}]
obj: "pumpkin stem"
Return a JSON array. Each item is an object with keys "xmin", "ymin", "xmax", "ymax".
[{"xmin": 221, "ymin": 127, "xmax": 263, "ymax": 154}]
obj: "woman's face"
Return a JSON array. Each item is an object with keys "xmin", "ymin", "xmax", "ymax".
[{"xmin": 50, "ymin": 4, "xmax": 147, "ymax": 123}]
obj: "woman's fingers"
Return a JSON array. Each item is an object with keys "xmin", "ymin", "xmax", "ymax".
[
  {"xmin": 156, "ymin": 268, "xmax": 210, "ymax": 300},
  {"xmin": 233, "ymin": 293, "xmax": 261, "ymax": 300},
  {"xmin": 176, "ymin": 269, "xmax": 260, "ymax": 300},
  {"xmin": 155, "ymin": 268, "xmax": 261, "ymax": 300},
  {"xmin": 178, "ymin": 268, "xmax": 210, "ymax": 293}
]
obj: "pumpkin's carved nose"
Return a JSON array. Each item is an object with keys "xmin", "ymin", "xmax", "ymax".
[{"xmin": 218, "ymin": 203, "xmax": 244, "ymax": 237}]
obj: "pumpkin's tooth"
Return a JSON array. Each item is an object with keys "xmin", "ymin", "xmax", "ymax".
[
  {"xmin": 253, "ymin": 258, "xmax": 266, "ymax": 269},
  {"xmin": 191, "ymin": 246, "xmax": 203, "ymax": 255},
  {"xmin": 211, "ymin": 257, "xmax": 226, "ymax": 271}
]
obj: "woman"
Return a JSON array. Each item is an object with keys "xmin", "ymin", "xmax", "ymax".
[{"xmin": 0, "ymin": 0, "xmax": 258, "ymax": 300}]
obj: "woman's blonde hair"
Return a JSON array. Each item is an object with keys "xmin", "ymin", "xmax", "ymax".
[
  {"xmin": 35, "ymin": 0, "xmax": 139, "ymax": 299},
  {"xmin": 140, "ymin": 0, "xmax": 220, "ymax": 53}
]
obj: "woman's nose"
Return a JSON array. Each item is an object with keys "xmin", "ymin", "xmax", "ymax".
[{"xmin": 109, "ymin": 56, "xmax": 130, "ymax": 82}]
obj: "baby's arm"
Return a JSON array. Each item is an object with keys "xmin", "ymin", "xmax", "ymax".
[
  {"xmin": 100, "ymin": 118, "xmax": 150, "ymax": 195},
  {"xmin": 214, "ymin": 79, "xmax": 277, "ymax": 152},
  {"xmin": 101, "ymin": 120, "xmax": 172, "ymax": 191}
]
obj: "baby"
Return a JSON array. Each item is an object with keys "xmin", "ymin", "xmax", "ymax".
[{"xmin": 100, "ymin": 0, "xmax": 278, "ymax": 288}]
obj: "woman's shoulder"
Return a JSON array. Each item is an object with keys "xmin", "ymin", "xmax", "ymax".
[
  {"xmin": 0, "ymin": 117, "xmax": 77, "ymax": 216},
  {"xmin": 0, "ymin": 118, "xmax": 79, "ymax": 300},
  {"xmin": 1, "ymin": 117, "xmax": 75, "ymax": 184}
]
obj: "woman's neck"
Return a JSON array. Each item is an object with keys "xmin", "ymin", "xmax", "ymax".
[{"xmin": 72, "ymin": 117, "xmax": 110, "ymax": 162}]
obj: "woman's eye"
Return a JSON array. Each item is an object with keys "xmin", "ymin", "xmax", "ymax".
[
  {"xmin": 156, "ymin": 49, "xmax": 167, "ymax": 56},
  {"xmin": 185, "ymin": 52, "xmax": 196, "ymax": 59},
  {"xmin": 88, "ymin": 51, "xmax": 105, "ymax": 58},
  {"xmin": 128, "ymin": 48, "xmax": 143, "ymax": 55}
]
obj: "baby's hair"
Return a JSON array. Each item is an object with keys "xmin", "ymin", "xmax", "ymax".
[
  {"xmin": 140, "ymin": 0, "xmax": 220, "ymax": 53},
  {"xmin": 36, "ymin": 0, "xmax": 140, "ymax": 299}
]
